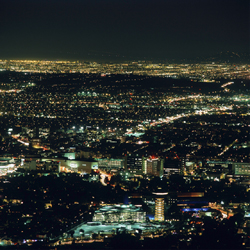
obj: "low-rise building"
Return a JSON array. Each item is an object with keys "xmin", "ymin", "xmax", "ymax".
[
  {"xmin": 0, "ymin": 157, "xmax": 16, "ymax": 176},
  {"xmin": 93, "ymin": 204, "xmax": 146, "ymax": 223}
]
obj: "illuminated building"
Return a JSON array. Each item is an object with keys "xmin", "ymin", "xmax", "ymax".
[
  {"xmin": 93, "ymin": 204, "xmax": 146, "ymax": 223},
  {"xmin": 177, "ymin": 192, "xmax": 204, "ymax": 198},
  {"xmin": 176, "ymin": 192, "xmax": 208, "ymax": 210},
  {"xmin": 30, "ymin": 138, "xmax": 42, "ymax": 148},
  {"xmin": 35, "ymin": 160, "xmax": 60, "ymax": 172},
  {"xmin": 21, "ymin": 156, "xmax": 97, "ymax": 174},
  {"xmin": 0, "ymin": 158, "xmax": 16, "ymax": 176},
  {"xmin": 155, "ymin": 198, "xmax": 165, "ymax": 221},
  {"xmin": 96, "ymin": 158, "xmax": 126, "ymax": 172},
  {"xmin": 55, "ymin": 159, "xmax": 98, "ymax": 173},
  {"xmin": 63, "ymin": 152, "xmax": 76, "ymax": 160},
  {"xmin": 126, "ymin": 153, "xmax": 143, "ymax": 176},
  {"xmin": 233, "ymin": 163, "xmax": 250, "ymax": 176},
  {"xmin": 164, "ymin": 160, "xmax": 181, "ymax": 176},
  {"xmin": 142, "ymin": 156, "xmax": 164, "ymax": 177},
  {"xmin": 152, "ymin": 189, "xmax": 168, "ymax": 222}
]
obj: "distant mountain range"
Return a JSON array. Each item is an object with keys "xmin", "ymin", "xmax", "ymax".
[{"xmin": 191, "ymin": 51, "xmax": 250, "ymax": 64}]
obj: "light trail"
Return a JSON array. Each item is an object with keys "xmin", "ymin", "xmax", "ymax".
[
  {"xmin": 221, "ymin": 82, "xmax": 234, "ymax": 88},
  {"xmin": 218, "ymin": 139, "xmax": 238, "ymax": 156},
  {"xmin": 12, "ymin": 135, "xmax": 29, "ymax": 146},
  {"xmin": 140, "ymin": 105, "xmax": 234, "ymax": 129}
]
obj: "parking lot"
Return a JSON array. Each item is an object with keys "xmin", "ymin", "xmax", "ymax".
[{"xmin": 73, "ymin": 222, "xmax": 168, "ymax": 238}]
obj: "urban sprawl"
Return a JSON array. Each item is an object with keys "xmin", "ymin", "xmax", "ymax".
[{"xmin": 0, "ymin": 59, "xmax": 250, "ymax": 249}]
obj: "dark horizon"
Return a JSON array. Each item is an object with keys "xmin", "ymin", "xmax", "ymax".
[{"xmin": 0, "ymin": 0, "xmax": 249, "ymax": 62}]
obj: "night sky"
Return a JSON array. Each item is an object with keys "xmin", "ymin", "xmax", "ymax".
[{"xmin": 0, "ymin": 0, "xmax": 249, "ymax": 61}]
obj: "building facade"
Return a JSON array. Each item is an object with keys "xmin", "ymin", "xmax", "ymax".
[
  {"xmin": 0, "ymin": 157, "xmax": 16, "ymax": 176},
  {"xmin": 96, "ymin": 158, "xmax": 126, "ymax": 172},
  {"xmin": 155, "ymin": 198, "xmax": 165, "ymax": 221},
  {"xmin": 142, "ymin": 156, "xmax": 164, "ymax": 177},
  {"xmin": 152, "ymin": 189, "xmax": 168, "ymax": 222},
  {"xmin": 233, "ymin": 163, "xmax": 250, "ymax": 176},
  {"xmin": 126, "ymin": 153, "xmax": 143, "ymax": 176},
  {"xmin": 93, "ymin": 204, "xmax": 146, "ymax": 223},
  {"xmin": 21, "ymin": 156, "xmax": 98, "ymax": 174}
]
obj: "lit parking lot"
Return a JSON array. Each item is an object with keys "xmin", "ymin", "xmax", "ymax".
[{"xmin": 73, "ymin": 222, "xmax": 168, "ymax": 238}]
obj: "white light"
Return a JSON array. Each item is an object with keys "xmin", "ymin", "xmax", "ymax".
[
  {"xmin": 152, "ymin": 192, "xmax": 168, "ymax": 195},
  {"xmin": 70, "ymin": 163, "xmax": 77, "ymax": 168}
]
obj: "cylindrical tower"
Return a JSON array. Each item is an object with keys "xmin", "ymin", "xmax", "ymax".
[{"xmin": 152, "ymin": 188, "xmax": 168, "ymax": 222}]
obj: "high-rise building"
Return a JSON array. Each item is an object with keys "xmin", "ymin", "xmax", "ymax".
[
  {"xmin": 126, "ymin": 153, "xmax": 143, "ymax": 176},
  {"xmin": 142, "ymin": 156, "xmax": 164, "ymax": 177},
  {"xmin": 153, "ymin": 188, "xmax": 168, "ymax": 222},
  {"xmin": 155, "ymin": 197, "xmax": 165, "ymax": 221}
]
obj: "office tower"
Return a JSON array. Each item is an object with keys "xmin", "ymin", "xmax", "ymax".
[{"xmin": 142, "ymin": 156, "xmax": 164, "ymax": 177}]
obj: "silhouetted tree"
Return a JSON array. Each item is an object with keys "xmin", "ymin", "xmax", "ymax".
[{"xmin": 109, "ymin": 231, "xmax": 141, "ymax": 249}]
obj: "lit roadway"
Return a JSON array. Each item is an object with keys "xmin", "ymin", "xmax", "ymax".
[
  {"xmin": 0, "ymin": 89, "xmax": 22, "ymax": 93},
  {"xmin": 221, "ymin": 81, "xmax": 234, "ymax": 88},
  {"xmin": 218, "ymin": 139, "xmax": 238, "ymax": 157},
  {"xmin": 11, "ymin": 135, "xmax": 29, "ymax": 146},
  {"xmin": 140, "ymin": 104, "xmax": 235, "ymax": 129},
  {"xmin": 11, "ymin": 135, "xmax": 49, "ymax": 151},
  {"xmin": 209, "ymin": 204, "xmax": 234, "ymax": 219}
]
